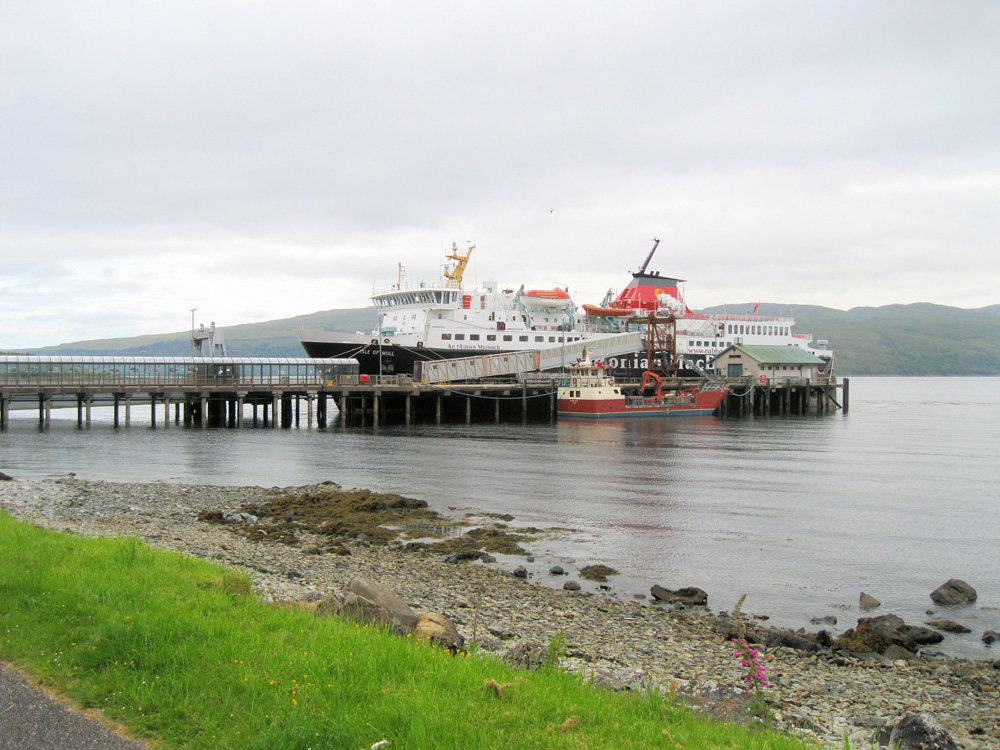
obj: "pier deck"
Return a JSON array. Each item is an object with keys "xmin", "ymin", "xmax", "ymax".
[{"xmin": 1, "ymin": 355, "xmax": 847, "ymax": 429}]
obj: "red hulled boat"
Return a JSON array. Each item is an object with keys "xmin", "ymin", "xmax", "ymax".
[{"xmin": 557, "ymin": 355, "xmax": 729, "ymax": 419}]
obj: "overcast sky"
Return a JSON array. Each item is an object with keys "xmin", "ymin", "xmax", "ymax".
[{"xmin": 2, "ymin": 1, "xmax": 998, "ymax": 349}]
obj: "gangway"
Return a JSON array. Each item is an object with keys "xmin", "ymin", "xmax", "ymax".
[{"xmin": 414, "ymin": 333, "xmax": 642, "ymax": 384}]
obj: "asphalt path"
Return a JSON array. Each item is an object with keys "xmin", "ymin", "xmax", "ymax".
[{"xmin": 0, "ymin": 663, "xmax": 150, "ymax": 750}]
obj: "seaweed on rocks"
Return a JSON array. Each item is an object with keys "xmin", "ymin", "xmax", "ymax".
[
  {"xmin": 578, "ymin": 564, "xmax": 620, "ymax": 582},
  {"xmin": 201, "ymin": 486, "xmax": 441, "ymax": 547},
  {"xmin": 408, "ymin": 526, "xmax": 536, "ymax": 558},
  {"xmin": 199, "ymin": 485, "xmax": 538, "ymax": 557}
]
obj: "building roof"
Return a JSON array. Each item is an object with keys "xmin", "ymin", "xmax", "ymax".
[{"xmin": 721, "ymin": 344, "xmax": 827, "ymax": 366}]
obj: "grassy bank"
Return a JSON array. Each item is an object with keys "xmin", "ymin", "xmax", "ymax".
[{"xmin": 0, "ymin": 511, "xmax": 809, "ymax": 749}]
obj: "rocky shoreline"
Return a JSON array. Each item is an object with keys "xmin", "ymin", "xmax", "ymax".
[{"xmin": 1, "ymin": 476, "xmax": 997, "ymax": 750}]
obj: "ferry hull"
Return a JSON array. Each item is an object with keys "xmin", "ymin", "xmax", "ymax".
[{"xmin": 298, "ymin": 338, "xmax": 506, "ymax": 375}]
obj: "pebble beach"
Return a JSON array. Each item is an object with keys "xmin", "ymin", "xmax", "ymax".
[{"xmin": 1, "ymin": 476, "xmax": 997, "ymax": 750}]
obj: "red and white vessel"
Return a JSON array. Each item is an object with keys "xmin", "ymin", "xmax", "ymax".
[
  {"xmin": 557, "ymin": 354, "xmax": 729, "ymax": 419},
  {"xmin": 581, "ymin": 239, "xmax": 833, "ymax": 372}
]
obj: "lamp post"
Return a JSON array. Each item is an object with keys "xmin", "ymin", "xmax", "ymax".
[{"xmin": 190, "ymin": 308, "xmax": 197, "ymax": 357}]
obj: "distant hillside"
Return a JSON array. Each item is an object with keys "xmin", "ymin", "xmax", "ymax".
[
  {"xmin": 700, "ymin": 303, "xmax": 1000, "ymax": 376},
  {"xmin": 8, "ymin": 302, "xmax": 998, "ymax": 376},
  {"xmin": 17, "ymin": 308, "xmax": 378, "ymax": 358}
]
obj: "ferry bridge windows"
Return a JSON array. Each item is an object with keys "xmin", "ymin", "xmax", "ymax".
[
  {"xmin": 534, "ymin": 336, "xmax": 544, "ymax": 342},
  {"xmin": 441, "ymin": 333, "xmax": 452, "ymax": 340},
  {"xmin": 470, "ymin": 334, "xmax": 480, "ymax": 341},
  {"xmin": 502, "ymin": 335, "xmax": 512, "ymax": 342},
  {"xmin": 519, "ymin": 336, "xmax": 529, "ymax": 342},
  {"xmin": 455, "ymin": 334, "xmax": 465, "ymax": 341},
  {"xmin": 486, "ymin": 334, "xmax": 496, "ymax": 341},
  {"xmin": 549, "ymin": 336, "xmax": 555, "ymax": 342}
]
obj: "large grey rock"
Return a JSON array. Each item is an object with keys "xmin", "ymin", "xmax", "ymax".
[
  {"xmin": 888, "ymin": 713, "xmax": 959, "ymax": 750},
  {"xmin": 317, "ymin": 578, "xmax": 418, "ymax": 635},
  {"xmin": 832, "ymin": 614, "xmax": 944, "ymax": 655},
  {"xmin": 981, "ymin": 630, "xmax": 999, "ymax": 645},
  {"xmin": 650, "ymin": 585, "xmax": 708, "ymax": 606},
  {"xmin": 0, "ymin": 471, "xmax": 14, "ymax": 481},
  {"xmin": 762, "ymin": 629, "xmax": 821, "ymax": 652},
  {"xmin": 929, "ymin": 579, "xmax": 977, "ymax": 606}
]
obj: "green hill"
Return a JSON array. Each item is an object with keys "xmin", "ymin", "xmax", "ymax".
[
  {"xmin": 18, "ymin": 308, "xmax": 378, "ymax": 358},
  {"xmin": 700, "ymin": 303, "xmax": 1000, "ymax": 376},
  {"xmin": 7, "ymin": 303, "xmax": 998, "ymax": 376}
]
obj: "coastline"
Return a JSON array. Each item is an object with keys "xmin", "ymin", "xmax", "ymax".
[{"xmin": 1, "ymin": 476, "xmax": 997, "ymax": 750}]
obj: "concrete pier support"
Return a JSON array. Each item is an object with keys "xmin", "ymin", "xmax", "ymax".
[
  {"xmin": 125, "ymin": 397, "xmax": 132, "ymax": 427},
  {"xmin": 465, "ymin": 394, "xmax": 472, "ymax": 424},
  {"xmin": 405, "ymin": 394, "xmax": 411, "ymax": 425},
  {"xmin": 272, "ymin": 396, "xmax": 279, "ymax": 428},
  {"xmin": 317, "ymin": 393, "xmax": 327, "ymax": 428},
  {"xmin": 0, "ymin": 395, "xmax": 8, "ymax": 429},
  {"xmin": 435, "ymin": 394, "xmax": 442, "ymax": 424},
  {"xmin": 373, "ymin": 394, "xmax": 380, "ymax": 427},
  {"xmin": 306, "ymin": 395, "xmax": 313, "ymax": 428},
  {"xmin": 237, "ymin": 395, "xmax": 245, "ymax": 427}
]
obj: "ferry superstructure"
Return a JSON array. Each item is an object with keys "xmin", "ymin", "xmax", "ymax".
[
  {"xmin": 296, "ymin": 240, "xmax": 832, "ymax": 376},
  {"xmin": 295, "ymin": 244, "xmax": 614, "ymax": 374}
]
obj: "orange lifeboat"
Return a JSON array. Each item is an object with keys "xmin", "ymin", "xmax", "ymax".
[{"xmin": 582, "ymin": 303, "xmax": 632, "ymax": 317}]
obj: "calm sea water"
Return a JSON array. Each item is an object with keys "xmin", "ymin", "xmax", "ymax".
[{"xmin": 2, "ymin": 377, "xmax": 998, "ymax": 659}]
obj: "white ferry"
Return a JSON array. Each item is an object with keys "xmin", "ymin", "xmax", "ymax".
[
  {"xmin": 296, "ymin": 241, "xmax": 832, "ymax": 376},
  {"xmin": 296, "ymin": 244, "xmax": 618, "ymax": 374}
]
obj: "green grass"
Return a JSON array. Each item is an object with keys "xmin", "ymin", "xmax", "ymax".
[{"xmin": 0, "ymin": 512, "xmax": 811, "ymax": 749}]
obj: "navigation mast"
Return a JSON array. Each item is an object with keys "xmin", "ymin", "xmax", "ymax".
[{"xmin": 443, "ymin": 242, "xmax": 474, "ymax": 288}]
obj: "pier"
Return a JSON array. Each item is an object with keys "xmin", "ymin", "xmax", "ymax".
[
  {"xmin": 0, "ymin": 355, "xmax": 563, "ymax": 429},
  {"xmin": 1, "ymin": 354, "xmax": 847, "ymax": 430},
  {"xmin": 719, "ymin": 375, "xmax": 848, "ymax": 417}
]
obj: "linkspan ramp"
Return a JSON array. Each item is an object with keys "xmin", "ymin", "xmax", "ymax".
[{"xmin": 414, "ymin": 333, "xmax": 642, "ymax": 383}]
